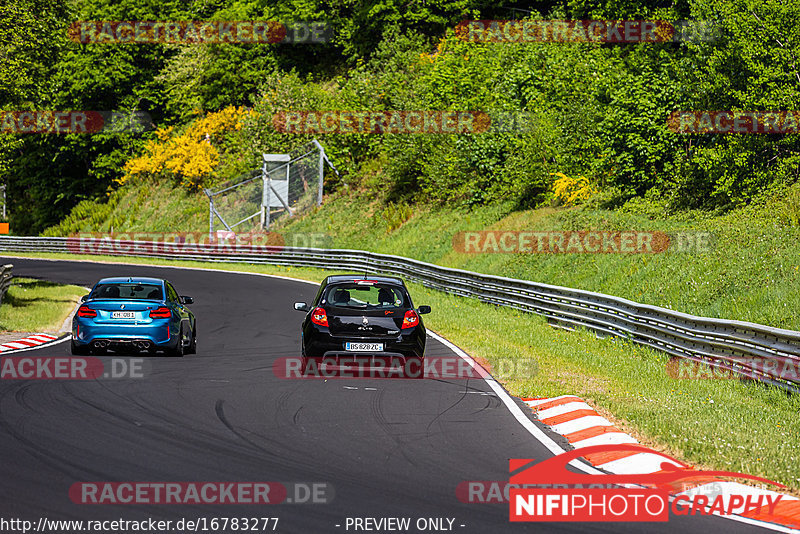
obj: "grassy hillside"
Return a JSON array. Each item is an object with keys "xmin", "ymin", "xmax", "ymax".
[{"xmin": 42, "ymin": 180, "xmax": 209, "ymax": 236}]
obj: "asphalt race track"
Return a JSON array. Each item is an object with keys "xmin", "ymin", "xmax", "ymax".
[{"xmin": 0, "ymin": 258, "xmax": 778, "ymax": 533}]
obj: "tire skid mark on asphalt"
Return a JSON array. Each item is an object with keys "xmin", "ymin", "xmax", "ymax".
[
  {"xmin": 214, "ymin": 399, "xmax": 277, "ymax": 455},
  {"xmin": 210, "ymin": 396, "xmax": 318, "ymax": 475},
  {"xmin": 81, "ymin": 379, "xmax": 294, "ymax": 470},
  {"xmin": 0, "ymin": 383, "xmax": 112, "ymax": 481},
  {"xmin": 370, "ymin": 387, "xmax": 419, "ymax": 467},
  {"xmin": 423, "ymin": 379, "xmax": 473, "ymax": 437},
  {"xmin": 13, "ymin": 382, "xmax": 37, "ymax": 412},
  {"xmin": 292, "ymin": 406, "xmax": 304, "ymax": 426}
]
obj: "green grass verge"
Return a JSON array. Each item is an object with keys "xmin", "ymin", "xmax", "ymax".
[
  {"xmin": 3, "ymin": 251, "xmax": 799, "ymax": 492},
  {"xmin": 0, "ymin": 277, "xmax": 87, "ymax": 332}
]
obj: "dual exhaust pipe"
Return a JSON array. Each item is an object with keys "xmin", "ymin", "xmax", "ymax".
[{"xmin": 92, "ymin": 340, "xmax": 152, "ymax": 350}]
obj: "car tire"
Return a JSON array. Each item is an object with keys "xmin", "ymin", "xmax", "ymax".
[
  {"xmin": 185, "ymin": 328, "xmax": 197, "ymax": 355},
  {"xmin": 168, "ymin": 327, "xmax": 185, "ymax": 357},
  {"xmin": 71, "ymin": 339, "xmax": 90, "ymax": 355}
]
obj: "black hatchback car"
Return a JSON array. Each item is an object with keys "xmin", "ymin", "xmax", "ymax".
[{"xmin": 294, "ymin": 275, "xmax": 431, "ymax": 363}]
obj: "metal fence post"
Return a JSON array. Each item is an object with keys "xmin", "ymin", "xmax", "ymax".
[
  {"xmin": 261, "ymin": 160, "xmax": 268, "ymax": 229},
  {"xmin": 317, "ymin": 148, "xmax": 324, "ymax": 205},
  {"xmin": 206, "ymin": 190, "xmax": 214, "ymax": 241},
  {"xmin": 265, "ymin": 169, "xmax": 272, "ymax": 230}
]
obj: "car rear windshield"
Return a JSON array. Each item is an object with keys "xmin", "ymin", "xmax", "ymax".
[
  {"xmin": 91, "ymin": 283, "xmax": 163, "ymax": 300},
  {"xmin": 323, "ymin": 283, "xmax": 408, "ymax": 309}
]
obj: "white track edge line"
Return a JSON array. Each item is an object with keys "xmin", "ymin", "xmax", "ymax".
[{"xmin": 426, "ymin": 330, "xmax": 601, "ymax": 475}]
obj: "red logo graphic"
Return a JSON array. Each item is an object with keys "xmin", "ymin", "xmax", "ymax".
[{"xmin": 509, "ymin": 444, "xmax": 785, "ymax": 522}]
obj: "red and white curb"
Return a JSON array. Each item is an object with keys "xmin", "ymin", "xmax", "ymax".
[
  {"xmin": 0, "ymin": 333, "xmax": 61, "ymax": 352},
  {"xmin": 523, "ymin": 395, "xmax": 800, "ymax": 531}
]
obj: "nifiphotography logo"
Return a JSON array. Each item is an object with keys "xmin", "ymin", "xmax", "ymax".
[{"xmin": 509, "ymin": 444, "xmax": 785, "ymax": 523}]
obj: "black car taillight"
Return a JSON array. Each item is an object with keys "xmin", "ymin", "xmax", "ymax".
[
  {"xmin": 77, "ymin": 305, "xmax": 96, "ymax": 318},
  {"xmin": 311, "ymin": 307, "xmax": 328, "ymax": 327},
  {"xmin": 401, "ymin": 309, "xmax": 419, "ymax": 329},
  {"xmin": 149, "ymin": 306, "xmax": 172, "ymax": 319}
]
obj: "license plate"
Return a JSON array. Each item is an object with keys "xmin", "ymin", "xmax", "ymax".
[
  {"xmin": 345, "ymin": 342, "xmax": 383, "ymax": 352},
  {"xmin": 111, "ymin": 311, "xmax": 136, "ymax": 319}
]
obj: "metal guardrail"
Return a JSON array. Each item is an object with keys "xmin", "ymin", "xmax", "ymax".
[
  {"xmin": 1, "ymin": 235, "xmax": 798, "ymax": 389},
  {"xmin": 0, "ymin": 264, "xmax": 12, "ymax": 307}
]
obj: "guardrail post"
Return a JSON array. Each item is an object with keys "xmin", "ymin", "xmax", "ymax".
[{"xmin": 0, "ymin": 264, "xmax": 13, "ymax": 307}]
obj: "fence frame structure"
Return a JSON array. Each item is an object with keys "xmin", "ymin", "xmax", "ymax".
[
  {"xmin": 204, "ymin": 139, "xmax": 336, "ymax": 238},
  {"xmin": 0, "ymin": 236, "xmax": 798, "ymax": 390}
]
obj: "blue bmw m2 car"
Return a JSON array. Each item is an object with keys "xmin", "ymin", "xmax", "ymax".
[{"xmin": 72, "ymin": 277, "xmax": 196, "ymax": 356}]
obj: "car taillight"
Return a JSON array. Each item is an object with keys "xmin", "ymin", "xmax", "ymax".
[
  {"xmin": 402, "ymin": 309, "xmax": 419, "ymax": 329},
  {"xmin": 311, "ymin": 307, "xmax": 328, "ymax": 327},
  {"xmin": 149, "ymin": 306, "xmax": 172, "ymax": 319},
  {"xmin": 77, "ymin": 305, "xmax": 96, "ymax": 318}
]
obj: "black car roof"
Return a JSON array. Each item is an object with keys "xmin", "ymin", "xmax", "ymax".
[{"xmin": 324, "ymin": 274, "xmax": 405, "ymax": 286}]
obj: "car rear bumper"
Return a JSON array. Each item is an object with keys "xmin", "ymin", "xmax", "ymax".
[
  {"xmin": 313, "ymin": 351, "xmax": 421, "ymax": 363},
  {"xmin": 305, "ymin": 340, "xmax": 424, "ymax": 360},
  {"xmin": 72, "ymin": 320, "xmax": 173, "ymax": 347}
]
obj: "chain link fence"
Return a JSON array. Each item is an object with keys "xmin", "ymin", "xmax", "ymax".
[{"xmin": 204, "ymin": 139, "xmax": 337, "ymax": 237}]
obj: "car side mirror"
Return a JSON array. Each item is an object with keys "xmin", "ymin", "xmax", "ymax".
[
  {"xmin": 80, "ymin": 294, "xmax": 89, "ymax": 302},
  {"xmin": 418, "ymin": 305, "xmax": 431, "ymax": 314},
  {"xmin": 294, "ymin": 302, "xmax": 309, "ymax": 312},
  {"xmin": 181, "ymin": 296, "xmax": 194, "ymax": 305}
]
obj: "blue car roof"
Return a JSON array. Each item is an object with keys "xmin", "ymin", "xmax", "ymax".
[{"xmin": 96, "ymin": 277, "xmax": 164, "ymax": 285}]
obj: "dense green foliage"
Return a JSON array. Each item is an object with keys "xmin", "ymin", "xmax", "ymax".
[{"xmin": 3, "ymin": 0, "xmax": 800, "ymax": 233}]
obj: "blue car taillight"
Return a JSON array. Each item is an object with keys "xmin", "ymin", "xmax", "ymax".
[
  {"xmin": 149, "ymin": 306, "xmax": 172, "ymax": 319},
  {"xmin": 77, "ymin": 305, "xmax": 96, "ymax": 318}
]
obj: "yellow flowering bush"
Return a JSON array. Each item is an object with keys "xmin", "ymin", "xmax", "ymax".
[
  {"xmin": 419, "ymin": 38, "xmax": 447, "ymax": 63},
  {"xmin": 550, "ymin": 172, "xmax": 598, "ymax": 206},
  {"xmin": 122, "ymin": 106, "xmax": 252, "ymax": 189}
]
